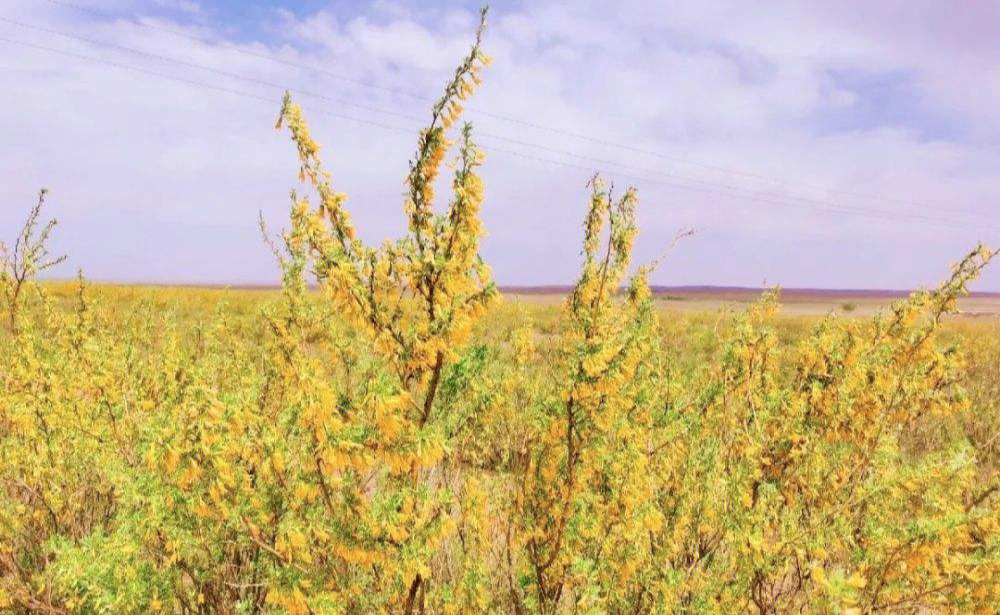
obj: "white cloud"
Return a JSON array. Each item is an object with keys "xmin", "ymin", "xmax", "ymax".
[
  {"xmin": 1, "ymin": 0, "xmax": 998, "ymax": 289},
  {"xmin": 154, "ymin": 0, "xmax": 202, "ymax": 14}
]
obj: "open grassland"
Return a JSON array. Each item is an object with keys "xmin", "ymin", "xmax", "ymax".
[
  {"xmin": 24, "ymin": 279, "xmax": 1000, "ymax": 475},
  {"xmin": 36, "ymin": 279, "xmax": 1000, "ymax": 378},
  {"xmin": 2, "ymin": 278, "xmax": 998, "ymax": 613},
  {"xmin": 509, "ymin": 288, "xmax": 1000, "ymax": 318},
  {"xmin": 648, "ymin": 289, "xmax": 1000, "ymax": 319}
]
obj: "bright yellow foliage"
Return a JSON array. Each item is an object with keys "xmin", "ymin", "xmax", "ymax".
[{"xmin": 2, "ymin": 9, "xmax": 1000, "ymax": 615}]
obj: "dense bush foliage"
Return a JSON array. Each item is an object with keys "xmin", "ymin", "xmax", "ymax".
[{"xmin": 3, "ymin": 13, "xmax": 1000, "ymax": 614}]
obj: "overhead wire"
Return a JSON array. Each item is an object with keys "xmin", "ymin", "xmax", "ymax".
[
  {"xmin": 36, "ymin": 0, "xmax": 994, "ymax": 220},
  {"xmin": 0, "ymin": 30, "xmax": 996, "ymax": 233}
]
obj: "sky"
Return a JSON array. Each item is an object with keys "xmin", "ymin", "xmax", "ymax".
[{"xmin": 2, "ymin": 0, "xmax": 999, "ymax": 289}]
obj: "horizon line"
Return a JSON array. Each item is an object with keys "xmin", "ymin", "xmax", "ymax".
[{"xmin": 38, "ymin": 279, "xmax": 1000, "ymax": 299}]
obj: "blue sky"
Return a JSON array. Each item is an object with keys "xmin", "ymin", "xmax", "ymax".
[{"xmin": 2, "ymin": 0, "xmax": 1000, "ymax": 289}]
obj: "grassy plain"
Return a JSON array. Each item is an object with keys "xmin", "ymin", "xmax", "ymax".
[
  {"xmin": 3, "ymin": 254, "xmax": 998, "ymax": 613},
  {"xmin": 37, "ymin": 281, "xmax": 1000, "ymax": 457},
  {"xmin": 31, "ymin": 281, "xmax": 1000, "ymax": 483}
]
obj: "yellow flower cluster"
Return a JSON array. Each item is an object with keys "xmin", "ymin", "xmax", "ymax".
[{"xmin": 2, "ymin": 7, "xmax": 1000, "ymax": 614}]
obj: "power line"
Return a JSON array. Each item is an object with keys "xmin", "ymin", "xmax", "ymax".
[
  {"xmin": 481, "ymin": 140, "xmax": 998, "ymax": 231},
  {"xmin": 4, "ymin": 15, "xmax": 996, "ymax": 230},
  {"xmin": 0, "ymin": 16, "xmax": 428, "ymax": 126},
  {"xmin": 475, "ymin": 133, "xmax": 993, "ymax": 229},
  {"xmin": 0, "ymin": 35, "xmax": 417, "ymax": 134},
  {"xmin": 4, "ymin": 15, "xmax": 779, "ymax": 204},
  {"xmin": 1, "ymin": 33, "xmax": 997, "ymax": 234},
  {"xmin": 39, "ymin": 0, "xmax": 434, "ymax": 102},
  {"xmin": 38, "ymin": 0, "xmax": 993, "ymax": 219}
]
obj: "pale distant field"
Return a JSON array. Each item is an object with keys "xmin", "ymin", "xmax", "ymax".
[
  {"xmin": 61, "ymin": 284, "xmax": 1000, "ymax": 320},
  {"xmin": 508, "ymin": 289, "xmax": 1000, "ymax": 318}
]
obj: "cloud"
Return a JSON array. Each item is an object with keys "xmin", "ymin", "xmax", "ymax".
[
  {"xmin": 153, "ymin": 0, "xmax": 202, "ymax": 15},
  {"xmin": 1, "ymin": 0, "xmax": 998, "ymax": 289}
]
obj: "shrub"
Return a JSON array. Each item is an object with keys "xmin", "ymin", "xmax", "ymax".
[
  {"xmin": 0, "ymin": 188, "xmax": 66, "ymax": 334},
  {"xmin": 2, "ymin": 10, "xmax": 999, "ymax": 614}
]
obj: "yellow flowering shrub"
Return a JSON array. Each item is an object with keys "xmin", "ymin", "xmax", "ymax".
[
  {"xmin": 1, "ymin": 188, "xmax": 66, "ymax": 334},
  {"xmin": 2, "ymin": 10, "xmax": 1000, "ymax": 614}
]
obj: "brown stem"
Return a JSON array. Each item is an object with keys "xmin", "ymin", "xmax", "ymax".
[
  {"xmin": 402, "ymin": 574, "xmax": 422, "ymax": 615},
  {"xmin": 419, "ymin": 351, "xmax": 445, "ymax": 427}
]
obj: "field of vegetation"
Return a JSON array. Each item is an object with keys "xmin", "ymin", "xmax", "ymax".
[{"xmin": 3, "ymin": 12, "xmax": 1000, "ymax": 614}]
